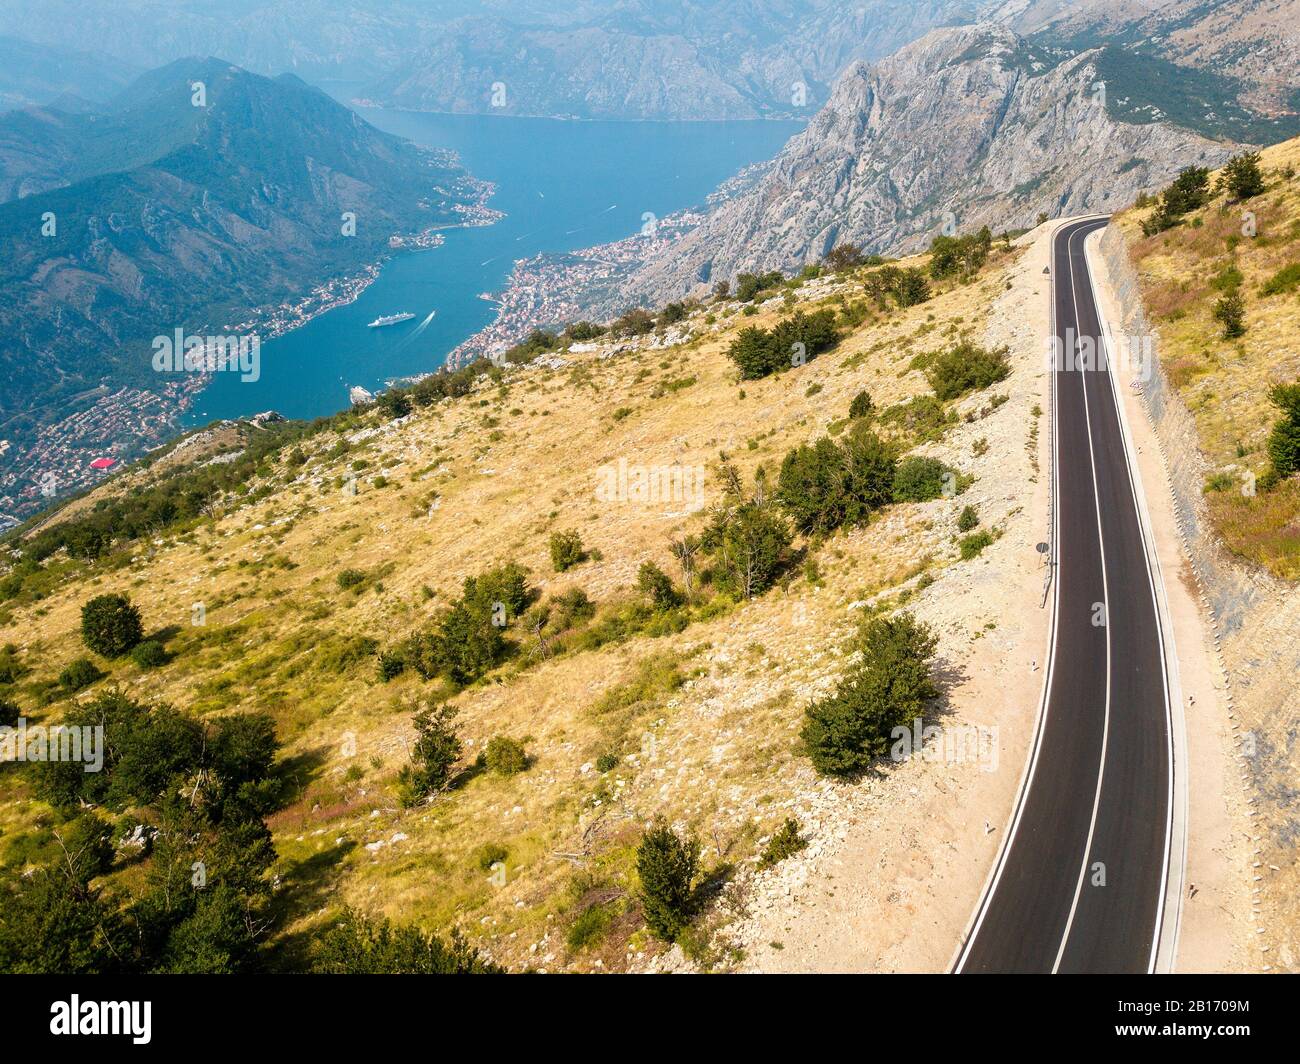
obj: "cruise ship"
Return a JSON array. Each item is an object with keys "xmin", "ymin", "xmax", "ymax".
[{"xmin": 367, "ymin": 312, "xmax": 418, "ymax": 328}]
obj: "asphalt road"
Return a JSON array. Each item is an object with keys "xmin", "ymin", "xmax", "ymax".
[{"xmin": 955, "ymin": 218, "xmax": 1174, "ymax": 974}]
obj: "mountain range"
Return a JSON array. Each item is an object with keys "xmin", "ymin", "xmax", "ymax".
[
  {"xmin": 0, "ymin": 58, "xmax": 486, "ymax": 515},
  {"xmin": 609, "ymin": 22, "xmax": 1260, "ymax": 307}
]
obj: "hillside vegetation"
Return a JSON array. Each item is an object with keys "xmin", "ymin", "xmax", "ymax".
[
  {"xmin": 1119, "ymin": 137, "xmax": 1300, "ymax": 578},
  {"xmin": 0, "ymin": 230, "xmax": 1038, "ymax": 972}
]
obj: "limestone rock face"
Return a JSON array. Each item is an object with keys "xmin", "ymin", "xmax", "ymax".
[{"xmin": 615, "ymin": 24, "xmax": 1235, "ymax": 306}]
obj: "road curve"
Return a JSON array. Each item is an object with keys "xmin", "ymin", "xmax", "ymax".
[{"xmin": 954, "ymin": 218, "xmax": 1177, "ymax": 974}]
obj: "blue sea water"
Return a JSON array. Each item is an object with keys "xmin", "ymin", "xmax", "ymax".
[{"xmin": 185, "ymin": 109, "xmax": 801, "ymax": 426}]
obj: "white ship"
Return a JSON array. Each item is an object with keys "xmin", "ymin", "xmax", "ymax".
[{"xmin": 367, "ymin": 312, "xmax": 418, "ymax": 328}]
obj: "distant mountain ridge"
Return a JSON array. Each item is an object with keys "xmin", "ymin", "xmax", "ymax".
[
  {"xmin": 0, "ymin": 57, "xmax": 486, "ymax": 515},
  {"xmin": 610, "ymin": 24, "xmax": 1241, "ymax": 308}
]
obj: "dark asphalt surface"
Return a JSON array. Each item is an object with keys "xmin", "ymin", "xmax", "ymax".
[{"xmin": 955, "ymin": 218, "xmax": 1172, "ymax": 974}]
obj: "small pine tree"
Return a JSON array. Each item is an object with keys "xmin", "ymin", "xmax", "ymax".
[
  {"xmin": 80, "ymin": 594, "xmax": 143, "ymax": 658},
  {"xmin": 1212, "ymin": 291, "xmax": 1246, "ymax": 339},
  {"xmin": 848, "ymin": 390, "xmax": 874, "ymax": 420},
  {"xmin": 1216, "ymin": 152, "xmax": 1266, "ymax": 201},
  {"xmin": 398, "ymin": 703, "xmax": 462, "ymax": 804},
  {"xmin": 636, "ymin": 822, "xmax": 699, "ymax": 941},
  {"xmin": 1266, "ymin": 382, "xmax": 1300, "ymax": 481}
]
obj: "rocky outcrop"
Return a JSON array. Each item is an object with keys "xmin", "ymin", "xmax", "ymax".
[{"xmin": 612, "ymin": 24, "xmax": 1237, "ymax": 307}]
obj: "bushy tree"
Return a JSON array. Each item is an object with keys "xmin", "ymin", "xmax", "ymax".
[
  {"xmin": 776, "ymin": 438, "xmax": 850, "ymax": 534},
  {"xmin": 637, "ymin": 822, "xmax": 699, "ymax": 942},
  {"xmin": 892, "ymin": 455, "xmax": 952, "ymax": 502},
  {"xmin": 1141, "ymin": 166, "xmax": 1210, "ymax": 235},
  {"xmin": 377, "ymin": 389, "xmax": 411, "ymax": 420},
  {"xmin": 822, "ymin": 243, "xmax": 866, "ymax": 272},
  {"xmin": 611, "ymin": 308, "xmax": 655, "ymax": 337},
  {"xmin": 485, "ymin": 736, "xmax": 528, "ymax": 776},
  {"xmin": 701, "ymin": 498, "xmax": 792, "ymax": 599},
  {"xmin": 80, "ymin": 593, "xmax": 143, "ymax": 657},
  {"xmin": 398, "ymin": 703, "xmax": 462, "ymax": 804},
  {"xmin": 848, "ymin": 390, "xmax": 874, "ymax": 420},
  {"xmin": 724, "ymin": 309, "xmax": 841, "ymax": 380},
  {"xmin": 1216, "ymin": 152, "xmax": 1265, "ymax": 201},
  {"xmin": 549, "ymin": 529, "xmax": 586, "ymax": 572},
  {"xmin": 926, "ymin": 341, "xmax": 1011, "ymax": 401},
  {"xmin": 637, "ymin": 561, "xmax": 682, "ymax": 610},
  {"xmin": 929, "ymin": 227, "xmax": 992, "ymax": 279},
  {"xmin": 58, "ymin": 813, "xmax": 115, "ymax": 883},
  {"xmin": 1266, "ymin": 382, "xmax": 1300, "ymax": 480},
  {"xmin": 801, "ymin": 613, "xmax": 939, "ymax": 776},
  {"xmin": 1212, "ymin": 291, "xmax": 1246, "ymax": 339}
]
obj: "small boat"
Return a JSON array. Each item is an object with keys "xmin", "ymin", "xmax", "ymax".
[{"xmin": 367, "ymin": 312, "xmax": 417, "ymax": 328}]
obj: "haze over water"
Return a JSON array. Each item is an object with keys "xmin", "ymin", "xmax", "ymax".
[{"xmin": 185, "ymin": 108, "xmax": 802, "ymax": 426}]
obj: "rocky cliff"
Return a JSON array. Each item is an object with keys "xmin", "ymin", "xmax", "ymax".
[{"xmin": 611, "ymin": 24, "xmax": 1238, "ymax": 307}]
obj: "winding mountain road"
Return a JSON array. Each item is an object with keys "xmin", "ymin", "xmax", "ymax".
[{"xmin": 955, "ymin": 217, "xmax": 1183, "ymax": 974}]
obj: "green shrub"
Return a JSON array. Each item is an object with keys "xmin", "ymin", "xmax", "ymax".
[
  {"xmin": 775, "ymin": 427, "xmax": 895, "ymax": 535},
  {"xmin": 59, "ymin": 814, "xmax": 115, "ymax": 882},
  {"xmin": 475, "ymin": 842, "xmax": 509, "ymax": 872},
  {"xmin": 567, "ymin": 901, "xmax": 618, "ymax": 951},
  {"xmin": 957, "ymin": 504, "xmax": 980, "ymax": 532},
  {"xmin": 80, "ymin": 594, "xmax": 143, "ymax": 657},
  {"xmin": 700, "ymin": 499, "xmax": 792, "ymax": 599},
  {"xmin": 549, "ymin": 530, "xmax": 586, "ymax": 572},
  {"xmin": 595, "ymin": 752, "xmax": 620, "ymax": 773},
  {"xmin": 1260, "ymin": 262, "xmax": 1300, "ymax": 298},
  {"xmin": 313, "ymin": 909, "xmax": 501, "ymax": 974},
  {"xmin": 959, "ymin": 530, "xmax": 996, "ymax": 560},
  {"xmin": 636, "ymin": 561, "xmax": 681, "ymax": 610},
  {"xmin": 892, "ymin": 455, "xmax": 952, "ymax": 502},
  {"xmin": 484, "ymin": 736, "xmax": 528, "ymax": 776},
  {"xmin": 636, "ymin": 822, "xmax": 699, "ymax": 942},
  {"xmin": 800, "ymin": 613, "xmax": 938, "ymax": 776},
  {"xmin": 336, "ymin": 568, "xmax": 367, "ymax": 590},
  {"xmin": 929, "ymin": 227, "xmax": 992, "ymax": 279},
  {"xmin": 59, "ymin": 657, "xmax": 105, "ymax": 692},
  {"xmin": 131, "ymin": 640, "xmax": 169, "ymax": 669},
  {"xmin": 758, "ymin": 818, "xmax": 807, "ymax": 869},
  {"xmin": 926, "ymin": 342, "xmax": 1011, "ymax": 401},
  {"xmin": 724, "ymin": 309, "xmax": 841, "ymax": 380},
  {"xmin": 848, "ymin": 390, "xmax": 874, "ymax": 420}
]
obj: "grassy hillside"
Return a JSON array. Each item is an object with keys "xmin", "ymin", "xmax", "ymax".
[
  {"xmin": 0, "ymin": 232, "xmax": 1041, "ymax": 972},
  {"xmin": 1117, "ymin": 137, "xmax": 1300, "ymax": 578}
]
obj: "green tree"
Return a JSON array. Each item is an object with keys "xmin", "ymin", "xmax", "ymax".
[
  {"xmin": 1212, "ymin": 291, "xmax": 1246, "ymax": 339},
  {"xmin": 822, "ymin": 243, "xmax": 866, "ymax": 272},
  {"xmin": 927, "ymin": 341, "xmax": 1011, "ymax": 401},
  {"xmin": 637, "ymin": 561, "xmax": 682, "ymax": 610},
  {"xmin": 0, "ymin": 868, "xmax": 122, "ymax": 974},
  {"xmin": 398, "ymin": 703, "xmax": 462, "ymax": 804},
  {"xmin": 848, "ymin": 390, "xmax": 874, "ymax": 420},
  {"xmin": 58, "ymin": 814, "xmax": 115, "ymax": 883},
  {"xmin": 549, "ymin": 529, "xmax": 586, "ymax": 572},
  {"xmin": 58, "ymin": 656, "xmax": 104, "ymax": 692},
  {"xmin": 801, "ymin": 613, "xmax": 939, "ymax": 776},
  {"xmin": 636, "ymin": 822, "xmax": 699, "ymax": 942},
  {"xmin": 702, "ymin": 499, "xmax": 792, "ymax": 599},
  {"xmin": 776, "ymin": 438, "xmax": 850, "ymax": 535},
  {"xmin": 1266, "ymin": 382, "xmax": 1300, "ymax": 480},
  {"xmin": 1216, "ymin": 152, "xmax": 1265, "ymax": 201},
  {"xmin": 80, "ymin": 593, "xmax": 144, "ymax": 657}
]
